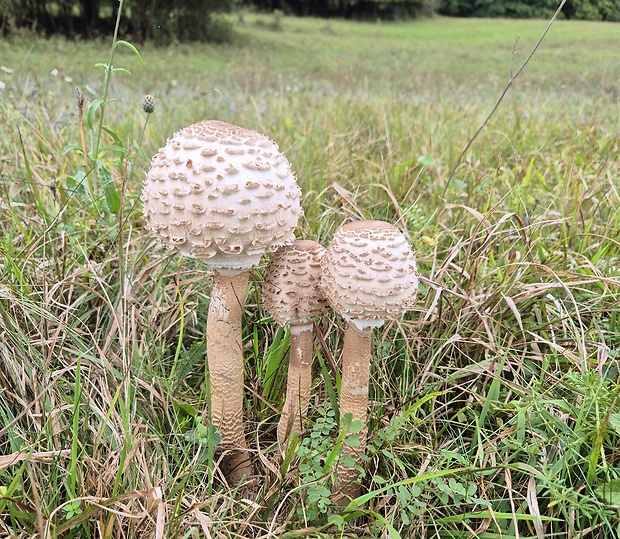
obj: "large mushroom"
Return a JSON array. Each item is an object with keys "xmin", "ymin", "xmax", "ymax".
[
  {"xmin": 320, "ymin": 220, "xmax": 419, "ymax": 502},
  {"xmin": 262, "ymin": 240, "xmax": 330, "ymax": 454},
  {"xmin": 141, "ymin": 120, "xmax": 302, "ymax": 484}
]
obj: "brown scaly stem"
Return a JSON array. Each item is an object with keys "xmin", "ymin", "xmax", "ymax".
[
  {"xmin": 207, "ymin": 270, "xmax": 253, "ymax": 485},
  {"xmin": 277, "ymin": 324, "xmax": 314, "ymax": 454},
  {"xmin": 334, "ymin": 323, "xmax": 373, "ymax": 504}
]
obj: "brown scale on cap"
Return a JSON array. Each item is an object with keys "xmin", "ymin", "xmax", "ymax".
[
  {"xmin": 141, "ymin": 120, "xmax": 303, "ymax": 273},
  {"xmin": 262, "ymin": 240, "xmax": 330, "ymax": 454},
  {"xmin": 322, "ymin": 220, "xmax": 418, "ymax": 329},
  {"xmin": 320, "ymin": 220, "xmax": 419, "ymax": 503},
  {"xmin": 263, "ymin": 240, "xmax": 330, "ymax": 327},
  {"xmin": 141, "ymin": 120, "xmax": 303, "ymax": 488}
]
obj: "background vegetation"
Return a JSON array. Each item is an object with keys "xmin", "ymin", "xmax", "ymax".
[
  {"xmin": 2, "ymin": 0, "xmax": 620, "ymax": 42},
  {"xmin": 1, "ymin": 9, "xmax": 620, "ymax": 539},
  {"xmin": 438, "ymin": 0, "xmax": 620, "ymax": 20}
]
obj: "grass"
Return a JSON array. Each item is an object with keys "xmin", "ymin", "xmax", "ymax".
[{"xmin": 1, "ymin": 9, "xmax": 620, "ymax": 538}]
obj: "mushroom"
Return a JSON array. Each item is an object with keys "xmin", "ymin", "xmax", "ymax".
[
  {"xmin": 320, "ymin": 220, "xmax": 419, "ymax": 502},
  {"xmin": 141, "ymin": 120, "xmax": 302, "ymax": 484},
  {"xmin": 262, "ymin": 240, "xmax": 330, "ymax": 454}
]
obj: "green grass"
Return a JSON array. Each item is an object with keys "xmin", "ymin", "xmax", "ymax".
[{"xmin": 1, "ymin": 11, "xmax": 620, "ymax": 538}]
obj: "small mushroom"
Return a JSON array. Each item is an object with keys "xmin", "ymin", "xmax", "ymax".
[
  {"xmin": 262, "ymin": 240, "xmax": 330, "ymax": 454},
  {"xmin": 320, "ymin": 220, "xmax": 419, "ymax": 502},
  {"xmin": 141, "ymin": 120, "xmax": 302, "ymax": 485}
]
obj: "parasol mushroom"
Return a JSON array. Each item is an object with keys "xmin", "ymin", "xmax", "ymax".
[
  {"xmin": 141, "ymin": 120, "xmax": 302, "ymax": 484},
  {"xmin": 262, "ymin": 240, "xmax": 330, "ymax": 454},
  {"xmin": 320, "ymin": 220, "xmax": 418, "ymax": 502}
]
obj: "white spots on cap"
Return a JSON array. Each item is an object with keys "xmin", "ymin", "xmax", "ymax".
[{"xmin": 141, "ymin": 120, "xmax": 303, "ymax": 271}]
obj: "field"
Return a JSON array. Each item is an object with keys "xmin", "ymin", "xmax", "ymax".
[{"xmin": 1, "ymin": 10, "xmax": 620, "ymax": 538}]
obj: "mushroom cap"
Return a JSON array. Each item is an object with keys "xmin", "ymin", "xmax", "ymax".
[
  {"xmin": 141, "ymin": 120, "xmax": 303, "ymax": 272},
  {"xmin": 262, "ymin": 240, "xmax": 331, "ymax": 327},
  {"xmin": 321, "ymin": 220, "xmax": 419, "ymax": 330}
]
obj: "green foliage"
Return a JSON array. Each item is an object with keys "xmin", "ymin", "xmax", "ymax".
[
  {"xmin": 438, "ymin": 0, "xmax": 620, "ymax": 19},
  {"xmin": 3, "ymin": 0, "xmax": 237, "ymax": 42},
  {"xmin": 63, "ymin": 17, "xmax": 143, "ymax": 220},
  {"xmin": 565, "ymin": 0, "xmax": 620, "ymax": 20},
  {"xmin": 293, "ymin": 407, "xmax": 340, "ymax": 521},
  {"xmin": 250, "ymin": 0, "xmax": 429, "ymax": 19},
  {"xmin": 2, "ymin": 10, "xmax": 620, "ymax": 538},
  {"xmin": 138, "ymin": 0, "xmax": 236, "ymax": 43}
]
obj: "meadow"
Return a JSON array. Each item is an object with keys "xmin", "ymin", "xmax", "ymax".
[{"xmin": 1, "ymin": 10, "xmax": 620, "ymax": 538}]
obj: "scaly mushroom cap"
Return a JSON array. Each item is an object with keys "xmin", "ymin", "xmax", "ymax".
[
  {"xmin": 321, "ymin": 220, "xmax": 419, "ymax": 330},
  {"xmin": 141, "ymin": 120, "xmax": 303, "ymax": 272},
  {"xmin": 263, "ymin": 240, "xmax": 330, "ymax": 327}
]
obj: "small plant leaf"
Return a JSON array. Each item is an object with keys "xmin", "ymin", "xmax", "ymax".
[
  {"xmin": 67, "ymin": 170, "xmax": 88, "ymax": 197},
  {"xmin": 327, "ymin": 514, "xmax": 345, "ymax": 528},
  {"xmin": 114, "ymin": 40, "xmax": 143, "ymax": 63},
  {"xmin": 98, "ymin": 162, "xmax": 120, "ymax": 213},
  {"xmin": 340, "ymin": 412, "xmax": 353, "ymax": 428},
  {"xmin": 408, "ymin": 390, "xmax": 451, "ymax": 413},
  {"xmin": 417, "ymin": 154, "xmax": 437, "ymax": 166},
  {"xmin": 344, "ymin": 435, "xmax": 361, "ymax": 448},
  {"xmin": 607, "ymin": 413, "xmax": 620, "ymax": 436},
  {"xmin": 208, "ymin": 425, "xmax": 221, "ymax": 447},
  {"xmin": 62, "ymin": 144, "xmax": 83, "ymax": 156},
  {"xmin": 133, "ymin": 144, "xmax": 148, "ymax": 160},
  {"xmin": 595, "ymin": 479, "xmax": 620, "ymax": 505},
  {"xmin": 87, "ymin": 99, "xmax": 101, "ymax": 129},
  {"xmin": 173, "ymin": 401, "xmax": 198, "ymax": 418},
  {"xmin": 99, "ymin": 144, "xmax": 127, "ymax": 158},
  {"xmin": 347, "ymin": 419, "xmax": 365, "ymax": 434},
  {"xmin": 111, "ymin": 67, "xmax": 132, "ymax": 75},
  {"xmin": 101, "ymin": 126, "xmax": 123, "ymax": 147},
  {"xmin": 340, "ymin": 454, "xmax": 356, "ymax": 468},
  {"xmin": 84, "ymin": 85, "xmax": 100, "ymax": 99},
  {"xmin": 392, "ymin": 159, "xmax": 415, "ymax": 179}
]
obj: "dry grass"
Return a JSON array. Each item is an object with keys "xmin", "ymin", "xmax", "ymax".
[{"xmin": 1, "ymin": 10, "xmax": 620, "ymax": 539}]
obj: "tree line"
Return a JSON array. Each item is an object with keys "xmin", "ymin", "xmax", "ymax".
[
  {"xmin": 2, "ymin": 0, "xmax": 233, "ymax": 42},
  {"xmin": 439, "ymin": 0, "xmax": 620, "ymax": 20},
  {"xmin": 2, "ymin": 0, "xmax": 618, "ymax": 42}
]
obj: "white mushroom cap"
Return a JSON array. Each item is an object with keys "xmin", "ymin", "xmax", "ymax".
[
  {"xmin": 262, "ymin": 240, "xmax": 330, "ymax": 329},
  {"xmin": 141, "ymin": 120, "xmax": 303, "ymax": 273},
  {"xmin": 321, "ymin": 220, "xmax": 419, "ymax": 331}
]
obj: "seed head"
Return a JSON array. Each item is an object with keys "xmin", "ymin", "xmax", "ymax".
[
  {"xmin": 75, "ymin": 87, "xmax": 84, "ymax": 107},
  {"xmin": 143, "ymin": 94, "xmax": 155, "ymax": 114}
]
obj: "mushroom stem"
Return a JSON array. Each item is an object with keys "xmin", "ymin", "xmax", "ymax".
[
  {"xmin": 277, "ymin": 322, "xmax": 314, "ymax": 453},
  {"xmin": 207, "ymin": 269, "xmax": 253, "ymax": 484},
  {"xmin": 335, "ymin": 323, "xmax": 373, "ymax": 503}
]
